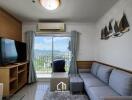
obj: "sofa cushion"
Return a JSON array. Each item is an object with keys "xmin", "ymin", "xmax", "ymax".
[
  {"xmin": 88, "ymin": 86, "xmax": 119, "ymax": 100},
  {"xmin": 70, "ymin": 75, "xmax": 83, "ymax": 83},
  {"xmin": 97, "ymin": 65, "xmax": 113, "ymax": 83},
  {"xmin": 80, "ymin": 73, "xmax": 103, "ymax": 88},
  {"xmin": 84, "ymin": 78, "xmax": 106, "ymax": 89},
  {"xmin": 109, "ymin": 69, "xmax": 132, "ymax": 96},
  {"xmin": 80, "ymin": 73, "xmax": 96, "ymax": 79},
  {"xmin": 91, "ymin": 62, "xmax": 100, "ymax": 76}
]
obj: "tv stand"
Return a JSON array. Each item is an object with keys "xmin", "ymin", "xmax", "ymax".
[{"xmin": 0, "ymin": 61, "xmax": 28, "ymax": 97}]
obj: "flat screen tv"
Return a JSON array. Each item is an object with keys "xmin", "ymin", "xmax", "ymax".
[
  {"xmin": 15, "ymin": 41, "xmax": 27, "ymax": 62},
  {"xmin": 0, "ymin": 38, "xmax": 18, "ymax": 65}
]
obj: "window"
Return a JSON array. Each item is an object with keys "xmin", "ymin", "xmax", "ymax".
[{"xmin": 34, "ymin": 35, "xmax": 71, "ymax": 75}]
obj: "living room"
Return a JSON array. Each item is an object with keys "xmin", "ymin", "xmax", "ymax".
[{"xmin": 0, "ymin": 0, "xmax": 132, "ymax": 100}]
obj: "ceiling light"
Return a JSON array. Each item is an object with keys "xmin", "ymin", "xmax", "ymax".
[{"xmin": 40, "ymin": 0, "xmax": 60, "ymax": 10}]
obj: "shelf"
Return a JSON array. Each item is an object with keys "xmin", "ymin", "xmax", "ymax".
[
  {"xmin": 10, "ymin": 67, "xmax": 17, "ymax": 80},
  {"xmin": 10, "ymin": 88, "xmax": 17, "ymax": 94},
  {"xmin": 10, "ymin": 77, "xmax": 17, "ymax": 83},
  {"xmin": 18, "ymin": 70, "xmax": 25, "ymax": 74},
  {"xmin": 15, "ymin": 62, "xmax": 28, "ymax": 66},
  {"xmin": 0, "ymin": 62, "xmax": 28, "ymax": 68},
  {"xmin": 0, "ymin": 61, "xmax": 27, "ymax": 96},
  {"xmin": 18, "ymin": 82, "xmax": 25, "ymax": 89},
  {"xmin": 10, "ymin": 80, "xmax": 17, "ymax": 95}
]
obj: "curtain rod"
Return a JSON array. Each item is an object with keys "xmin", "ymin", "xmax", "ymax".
[{"xmin": 35, "ymin": 31, "xmax": 71, "ymax": 36}]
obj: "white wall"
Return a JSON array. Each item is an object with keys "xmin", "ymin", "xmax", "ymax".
[
  {"xmin": 22, "ymin": 22, "xmax": 96, "ymax": 61},
  {"xmin": 95, "ymin": 0, "xmax": 132, "ymax": 71},
  {"xmin": 22, "ymin": 0, "xmax": 132, "ymax": 71}
]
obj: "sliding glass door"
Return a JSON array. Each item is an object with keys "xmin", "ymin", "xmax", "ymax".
[
  {"xmin": 53, "ymin": 37, "xmax": 71, "ymax": 72},
  {"xmin": 34, "ymin": 36, "xmax": 52, "ymax": 74},
  {"xmin": 34, "ymin": 35, "xmax": 71, "ymax": 74}
]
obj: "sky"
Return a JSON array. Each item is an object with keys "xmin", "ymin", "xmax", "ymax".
[{"xmin": 34, "ymin": 36, "xmax": 70, "ymax": 52}]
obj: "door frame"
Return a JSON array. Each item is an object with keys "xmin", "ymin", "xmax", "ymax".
[{"xmin": 34, "ymin": 32, "xmax": 71, "ymax": 74}]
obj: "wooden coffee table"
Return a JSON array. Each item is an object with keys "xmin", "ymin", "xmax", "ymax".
[{"xmin": 50, "ymin": 72, "xmax": 69, "ymax": 91}]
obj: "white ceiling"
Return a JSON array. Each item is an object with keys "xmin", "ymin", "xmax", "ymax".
[{"xmin": 0, "ymin": 0, "xmax": 118, "ymax": 22}]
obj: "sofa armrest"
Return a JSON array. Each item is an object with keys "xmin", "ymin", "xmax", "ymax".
[
  {"xmin": 78, "ymin": 69, "xmax": 90, "ymax": 73},
  {"xmin": 102, "ymin": 96, "xmax": 132, "ymax": 100}
]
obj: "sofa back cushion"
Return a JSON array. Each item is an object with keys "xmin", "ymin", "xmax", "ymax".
[
  {"xmin": 97, "ymin": 65, "xmax": 113, "ymax": 84},
  {"xmin": 109, "ymin": 69, "xmax": 132, "ymax": 96},
  {"xmin": 91, "ymin": 62, "xmax": 100, "ymax": 76}
]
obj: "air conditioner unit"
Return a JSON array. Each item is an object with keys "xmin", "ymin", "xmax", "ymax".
[{"xmin": 37, "ymin": 22, "xmax": 65, "ymax": 32}]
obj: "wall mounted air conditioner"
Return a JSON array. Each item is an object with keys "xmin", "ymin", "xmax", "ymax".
[{"xmin": 37, "ymin": 22, "xmax": 65, "ymax": 32}]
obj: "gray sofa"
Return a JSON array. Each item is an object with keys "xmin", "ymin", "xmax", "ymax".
[{"xmin": 79, "ymin": 62, "xmax": 132, "ymax": 100}]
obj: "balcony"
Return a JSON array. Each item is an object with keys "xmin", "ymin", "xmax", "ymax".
[{"xmin": 34, "ymin": 54, "xmax": 71, "ymax": 74}]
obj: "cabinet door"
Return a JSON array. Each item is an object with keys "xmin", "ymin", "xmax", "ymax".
[{"xmin": 0, "ymin": 69, "xmax": 10, "ymax": 96}]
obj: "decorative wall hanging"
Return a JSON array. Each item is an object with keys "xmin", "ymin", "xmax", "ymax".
[
  {"xmin": 112, "ymin": 21, "xmax": 122, "ymax": 37},
  {"xmin": 101, "ymin": 13, "xmax": 130, "ymax": 40},
  {"xmin": 119, "ymin": 13, "xmax": 130, "ymax": 33},
  {"xmin": 108, "ymin": 19, "xmax": 113, "ymax": 38},
  {"xmin": 101, "ymin": 26, "xmax": 110, "ymax": 40},
  {"xmin": 109, "ymin": 21, "xmax": 113, "ymax": 33},
  {"xmin": 104, "ymin": 26, "xmax": 109, "ymax": 40},
  {"xmin": 101, "ymin": 29, "xmax": 104, "ymax": 40}
]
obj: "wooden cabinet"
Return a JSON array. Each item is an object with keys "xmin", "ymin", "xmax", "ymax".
[
  {"xmin": 0, "ymin": 62, "xmax": 27, "ymax": 97},
  {"xmin": 0, "ymin": 8, "xmax": 22, "ymax": 41}
]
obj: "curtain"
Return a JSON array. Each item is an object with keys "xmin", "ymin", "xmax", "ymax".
[
  {"xmin": 69, "ymin": 31, "xmax": 79, "ymax": 75},
  {"xmin": 25, "ymin": 31, "xmax": 37, "ymax": 84}
]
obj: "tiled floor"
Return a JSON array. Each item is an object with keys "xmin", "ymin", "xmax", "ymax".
[{"xmin": 11, "ymin": 82, "xmax": 49, "ymax": 100}]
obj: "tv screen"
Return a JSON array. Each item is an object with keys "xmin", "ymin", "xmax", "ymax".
[
  {"xmin": 0, "ymin": 38, "xmax": 18, "ymax": 65},
  {"xmin": 15, "ymin": 41, "xmax": 27, "ymax": 62}
]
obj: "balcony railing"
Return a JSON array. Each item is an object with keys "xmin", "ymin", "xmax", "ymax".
[{"xmin": 34, "ymin": 53, "xmax": 71, "ymax": 74}]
